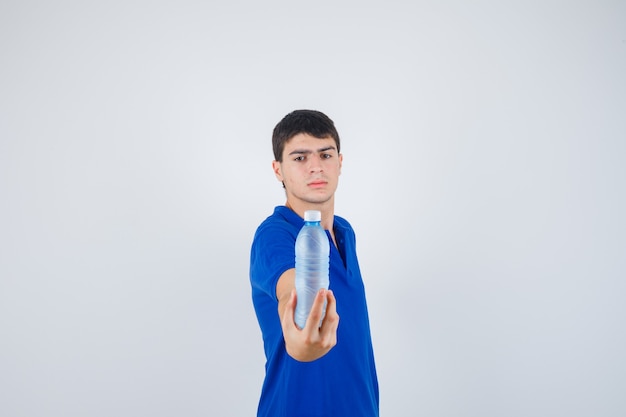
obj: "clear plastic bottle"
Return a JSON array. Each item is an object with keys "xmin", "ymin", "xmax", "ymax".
[{"xmin": 294, "ymin": 210, "xmax": 330, "ymax": 329}]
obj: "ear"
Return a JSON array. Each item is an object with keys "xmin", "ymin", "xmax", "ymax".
[
  {"xmin": 272, "ymin": 160, "xmax": 284, "ymax": 183},
  {"xmin": 338, "ymin": 153, "xmax": 343, "ymax": 176}
]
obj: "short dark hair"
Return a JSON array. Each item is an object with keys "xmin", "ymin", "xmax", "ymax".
[{"xmin": 272, "ymin": 110, "xmax": 341, "ymax": 162}]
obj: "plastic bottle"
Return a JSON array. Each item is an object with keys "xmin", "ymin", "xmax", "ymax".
[{"xmin": 294, "ymin": 210, "xmax": 330, "ymax": 329}]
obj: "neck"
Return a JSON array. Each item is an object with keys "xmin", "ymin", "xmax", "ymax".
[{"xmin": 285, "ymin": 199, "xmax": 335, "ymax": 230}]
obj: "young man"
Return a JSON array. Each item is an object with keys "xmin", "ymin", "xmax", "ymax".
[{"xmin": 249, "ymin": 110, "xmax": 379, "ymax": 417}]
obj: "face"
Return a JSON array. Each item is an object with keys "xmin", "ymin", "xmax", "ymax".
[{"xmin": 272, "ymin": 133, "xmax": 343, "ymax": 207}]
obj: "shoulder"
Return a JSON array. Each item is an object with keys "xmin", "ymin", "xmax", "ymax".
[
  {"xmin": 255, "ymin": 206, "xmax": 299, "ymax": 235},
  {"xmin": 252, "ymin": 206, "xmax": 302, "ymax": 247}
]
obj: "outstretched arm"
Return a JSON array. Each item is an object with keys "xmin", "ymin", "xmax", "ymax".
[{"xmin": 276, "ymin": 268, "xmax": 340, "ymax": 362}]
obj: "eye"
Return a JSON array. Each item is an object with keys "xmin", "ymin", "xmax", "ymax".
[
  {"xmin": 294, "ymin": 155, "xmax": 305, "ymax": 162},
  {"xmin": 321, "ymin": 153, "xmax": 332, "ymax": 159}
]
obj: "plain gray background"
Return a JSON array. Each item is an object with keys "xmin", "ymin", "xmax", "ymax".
[{"xmin": 1, "ymin": 1, "xmax": 625, "ymax": 416}]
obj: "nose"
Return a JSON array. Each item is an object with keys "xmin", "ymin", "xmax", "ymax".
[{"xmin": 308, "ymin": 155, "xmax": 323, "ymax": 173}]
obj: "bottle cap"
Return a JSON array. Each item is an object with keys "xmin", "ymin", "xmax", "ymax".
[{"xmin": 304, "ymin": 210, "xmax": 321, "ymax": 222}]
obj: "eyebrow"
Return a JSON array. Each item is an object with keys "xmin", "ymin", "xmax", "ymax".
[{"xmin": 288, "ymin": 146, "xmax": 337, "ymax": 156}]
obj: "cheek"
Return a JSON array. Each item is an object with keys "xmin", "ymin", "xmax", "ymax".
[{"xmin": 282, "ymin": 167, "xmax": 299, "ymax": 183}]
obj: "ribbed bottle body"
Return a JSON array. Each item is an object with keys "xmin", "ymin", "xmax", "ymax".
[{"xmin": 294, "ymin": 213, "xmax": 330, "ymax": 329}]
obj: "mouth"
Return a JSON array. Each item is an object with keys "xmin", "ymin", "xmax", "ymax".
[{"xmin": 308, "ymin": 180, "xmax": 327, "ymax": 188}]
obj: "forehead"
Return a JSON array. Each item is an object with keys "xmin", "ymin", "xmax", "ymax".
[{"xmin": 283, "ymin": 133, "xmax": 337, "ymax": 152}]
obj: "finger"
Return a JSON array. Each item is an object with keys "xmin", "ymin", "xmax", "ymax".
[
  {"xmin": 304, "ymin": 288, "xmax": 327, "ymax": 331},
  {"xmin": 317, "ymin": 290, "xmax": 338, "ymax": 349},
  {"xmin": 321, "ymin": 289, "xmax": 339, "ymax": 331},
  {"xmin": 325, "ymin": 289, "xmax": 336, "ymax": 314}
]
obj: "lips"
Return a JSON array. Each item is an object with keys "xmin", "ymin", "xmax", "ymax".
[{"xmin": 308, "ymin": 180, "xmax": 327, "ymax": 188}]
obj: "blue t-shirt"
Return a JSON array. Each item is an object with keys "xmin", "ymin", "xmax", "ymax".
[{"xmin": 250, "ymin": 206, "xmax": 379, "ymax": 417}]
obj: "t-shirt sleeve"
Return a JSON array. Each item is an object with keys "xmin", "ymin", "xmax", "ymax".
[{"xmin": 250, "ymin": 222, "xmax": 296, "ymax": 301}]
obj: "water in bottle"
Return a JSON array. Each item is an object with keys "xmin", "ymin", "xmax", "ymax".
[{"xmin": 294, "ymin": 210, "xmax": 330, "ymax": 329}]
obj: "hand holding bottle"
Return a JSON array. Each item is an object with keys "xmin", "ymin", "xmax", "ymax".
[{"xmin": 280, "ymin": 286, "xmax": 339, "ymax": 362}]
